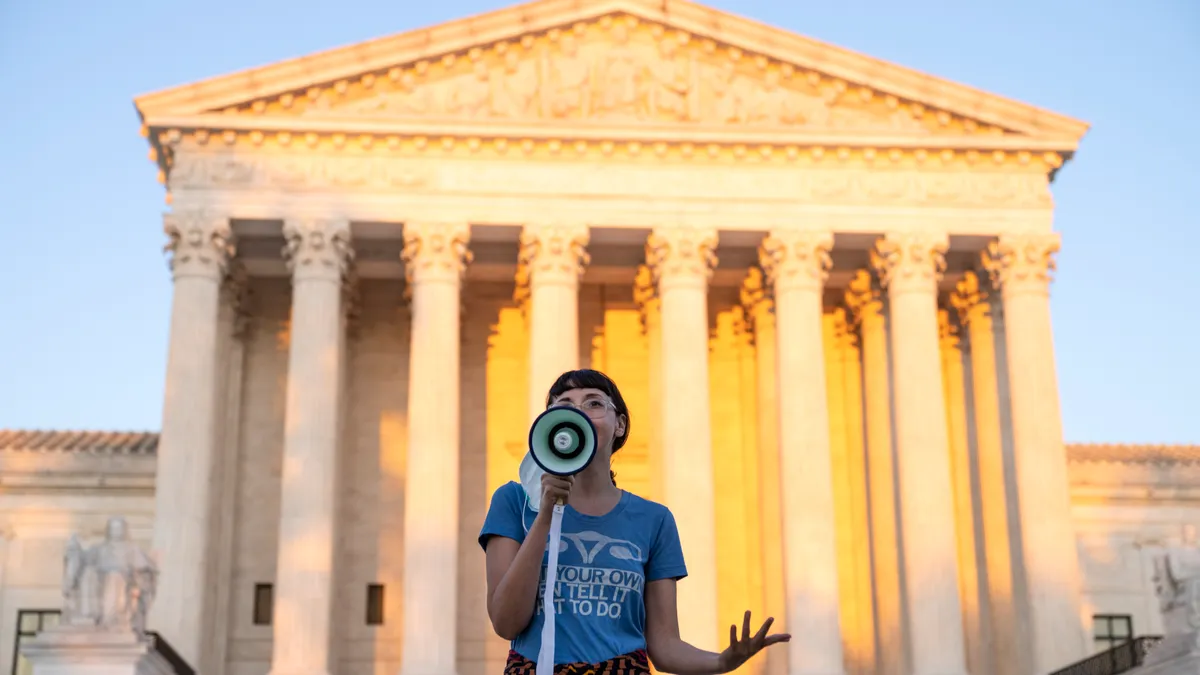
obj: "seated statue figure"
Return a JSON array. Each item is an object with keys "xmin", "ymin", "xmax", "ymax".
[
  {"xmin": 1143, "ymin": 528, "xmax": 1200, "ymax": 667},
  {"xmin": 1153, "ymin": 528, "xmax": 1200, "ymax": 636},
  {"xmin": 61, "ymin": 516, "xmax": 158, "ymax": 634}
]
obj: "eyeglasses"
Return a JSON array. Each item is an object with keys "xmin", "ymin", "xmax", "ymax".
[{"xmin": 551, "ymin": 398, "xmax": 615, "ymax": 419}]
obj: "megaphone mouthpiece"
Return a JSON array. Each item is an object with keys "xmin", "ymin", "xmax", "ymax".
[{"xmin": 553, "ymin": 431, "xmax": 574, "ymax": 451}]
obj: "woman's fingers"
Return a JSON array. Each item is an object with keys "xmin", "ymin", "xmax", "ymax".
[
  {"xmin": 764, "ymin": 633, "xmax": 791, "ymax": 646},
  {"xmin": 539, "ymin": 473, "xmax": 574, "ymax": 507},
  {"xmin": 753, "ymin": 616, "xmax": 774, "ymax": 648}
]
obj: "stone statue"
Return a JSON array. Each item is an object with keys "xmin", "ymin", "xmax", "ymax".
[
  {"xmin": 1153, "ymin": 532, "xmax": 1200, "ymax": 635},
  {"xmin": 542, "ymin": 34, "xmax": 591, "ymax": 118},
  {"xmin": 447, "ymin": 60, "xmax": 496, "ymax": 117},
  {"xmin": 1139, "ymin": 527, "xmax": 1200, "ymax": 669},
  {"xmin": 61, "ymin": 517, "xmax": 158, "ymax": 634}
]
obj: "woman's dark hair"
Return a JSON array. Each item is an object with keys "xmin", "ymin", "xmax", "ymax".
[{"xmin": 545, "ymin": 369, "xmax": 630, "ymax": 485}]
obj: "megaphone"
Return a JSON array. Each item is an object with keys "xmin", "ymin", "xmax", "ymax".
[
  {"xmin": 527, "ymin": 405, "xmax": 598, "ymax": 478},
  {"xmin": 524, "ymin": 405, "xmax": 597, "ymax": 675}
]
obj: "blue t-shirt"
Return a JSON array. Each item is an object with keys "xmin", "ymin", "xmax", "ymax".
[{"xmin": 478, "ymin": 481, "xmax": 688, "ymax": 666}]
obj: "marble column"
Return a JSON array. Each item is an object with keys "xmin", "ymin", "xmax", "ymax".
[
  {"xmin": 633, "ymin": 265, "xmax": 664, "ymax": 502},
  {"xmin": 740, "ymin": 268, "xmax": 786, "ymax": 675},
  {"xmin": 870, "ymin": 233, "xmax": 968, "ymax": 675},
  {"xmin": 951, "ymin": 271, "xmax": 1019, "ymax": 675},
  {"xmin": 758, "ymin": 229, "xmax": 845, "ymax": 675},
  {"xmin": 645, "ymin": 227, "xmax": 720, "ymax": 650},
  {"xmin": 151, "ymin": 209, "xmax": 235, "ymax": 667},
  {"xmin": 834, "ymin": 309, "xmax": 875, "ymax": 675},
  {"xmin": 209, "ymin": 266, "xmax": 252, "ymax": 675},
  {"xmin": 938, "ymin": 309, "xmax": 987, "ymax": 675},
  {"xmin": 982, "ymin": 234, "xmax": 1086, "ymax": 672},
  {"xmin": 843, "ymin": 270, "xmax": 901, "ymax": 675},
  {"xmin": 400, "ymin": 222, "xmax": 473, "ymax": 675},
  {"xmin": 270, "ymin": 217, "xmax": 354, "ymax": 675},
  {"xmin": 518, "ymin": 224, "xmax": 589, "ymax": 420}
]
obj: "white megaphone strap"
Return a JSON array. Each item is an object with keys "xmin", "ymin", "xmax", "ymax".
[
  {"xmin": 537, "ymin": 503, "xmax": 564, "ymax": 675},
  {"xmin": 520, "ymin": 450, "xmax": 560, "ymax": 674}
]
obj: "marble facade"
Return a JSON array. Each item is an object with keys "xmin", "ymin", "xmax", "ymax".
[{"xmin": 1, "ymin": 2, "xmax": 1196, "ymax": 675}]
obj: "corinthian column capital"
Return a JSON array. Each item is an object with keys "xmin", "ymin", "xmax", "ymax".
[
  {"xmin": 223, "ymin": 261, "xmax": 252, "ymax": 340},
  {"xmin": 739, "ymin": 267, "xmax": 774, "ymax": 319},
  {"xmin": 843, "ymin": 269, "xmax": 884, "ymax": 328},
  {"xmin": 981, "ymin": 233, "xmax": 1060, "ymax": 296},
  {"xmin": 518, "ymin": 223, "xmax": 590, "ymax": 284},
  {"xmin": 632, "ymin": 264, "xmax": 659, "ymax": 335},
  {"xmin": 870, "ymin": 232, "xmax": 948, "ymax": 294},
  {"xmin": 949, "ymin": 270, "xmax": 992, "ymax": 327},
  {"xmin": 758, "ymin": 229, "xmax": 833, "ymax": 293},
  {"xmin": 163, "ymin": 209, "xmax": 235, "ymax": 280},
  {"xmin": 283, "ymin": 217, "xmax": 353, "ymax": 282},
  {"xmin": 938, "ymin": 306, "xmax": 962, "ymax": 350},
  {"xmin": 401, "ymin": 222, "xmax": 473, "ymax": 286},
  {"xmin": 646, "ymin": 227, "xmax": 718, "ymax": 289}
]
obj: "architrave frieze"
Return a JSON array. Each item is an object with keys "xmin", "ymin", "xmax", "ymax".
[{"xmin": 166, "ymin": 145, "xmax": 1056, "ymax": 230}]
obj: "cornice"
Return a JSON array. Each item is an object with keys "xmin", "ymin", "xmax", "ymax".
[
  {"xmin": 145, "ymin": 115, "xmax": 1079, "ymax": 154},
  {"xmin": 1067, "ymin": 443, "xmax": 1200, "ymax": 466}
]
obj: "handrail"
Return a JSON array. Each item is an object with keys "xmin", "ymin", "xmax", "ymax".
[
  {"xmin": 144, "ymin": 631, "xmax": 197, "ymax": 675},
  {"xmin": 1048, "ymin": 637, "xmax": 1163, "ymax": 675}
]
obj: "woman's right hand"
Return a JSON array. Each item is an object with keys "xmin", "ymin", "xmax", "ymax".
[{"xmin": 540, "ymin": 473, "xmax": 574, "ymax": 513}]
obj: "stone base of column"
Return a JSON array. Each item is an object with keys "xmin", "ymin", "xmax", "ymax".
[{"xmin": 19, "ymin": 627, "xmax": 176, "ymax": 675}]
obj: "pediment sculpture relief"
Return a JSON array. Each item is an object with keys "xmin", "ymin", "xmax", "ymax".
[
  {"xmin": 61, "ymin": 516, "xmax": 159, "ymax": 635},
  {"xmin": 296, "ymin": 19, "xmax": 941, "ymax": 133}
]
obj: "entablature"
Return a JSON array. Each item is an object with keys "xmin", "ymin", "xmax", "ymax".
[{"xmin": 135, "ymin": 1, "xmax": 1089, "ymax": 189}]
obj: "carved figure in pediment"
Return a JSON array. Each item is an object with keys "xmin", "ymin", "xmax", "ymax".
[
  {"xmin": 61, "ymin": 517, "xmax": 158, "ymax": 635},
  {"xmin": 744, "ymin": 70, "xmax": 800, "ymax": 125},
  {"xmin": 447, "ymin": 60, "xmax": 496, "ymax": 117},
  {"xmin": 542, "ymin": 34, "xmax": 591, "ymax": 119},
  {"xmin": 593, "ymin": 22, "xmax": 650, "ymax": 120},
  {"xmin": 793, "ymin": 87, "xmax": 837, "ymax": 127},
  {"xmin": 887, "ymin": 106, "xmax": 928, "ymax": 132},
  {"xmin": 648, "ymin": 38, "xmax": 695, "ymax": 121},
  {"xmin": 496, "ymin": 50, "xmax": 540, "ymax": 118},
  {"xmin": 709, "ymin": 62, "xmax": 755, "ymax": 124},
  {"xmin": 349, "ymin": 71, "xmax": 433, "ymax": 117}
]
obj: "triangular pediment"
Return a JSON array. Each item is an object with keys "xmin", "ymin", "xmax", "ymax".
[{"xmin": 134, "ymin": 0, "xmax": 1087, "ymax": 145}]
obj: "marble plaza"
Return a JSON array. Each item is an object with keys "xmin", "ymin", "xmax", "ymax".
[{"xmin": 1, "ymin": 1, "xmax": 1197, "ymax": 675}]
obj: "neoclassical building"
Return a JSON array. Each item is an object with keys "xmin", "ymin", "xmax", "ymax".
[{"xmin": 1, "ymin": 2, "xmax": 1196, "ymax": 675}]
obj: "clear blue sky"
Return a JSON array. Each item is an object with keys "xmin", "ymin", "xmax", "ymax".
[{"xmin": 0, "ymin": 1, "xmax": 1196, "ymax": 443}]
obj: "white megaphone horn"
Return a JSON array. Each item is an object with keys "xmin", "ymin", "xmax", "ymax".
[{"xmin": 523, "ymin": 405, "xmax": 597, "ymax": 675}]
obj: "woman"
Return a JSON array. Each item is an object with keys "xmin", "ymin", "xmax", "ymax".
[{"xmin": 478, "ymin": 369, "xmax": 789, "ymax": 675}]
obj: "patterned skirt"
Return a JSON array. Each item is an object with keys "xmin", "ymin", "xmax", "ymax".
[{"xmin": 504, "ymin": 649, "xmax": 652, "ymax": 675}]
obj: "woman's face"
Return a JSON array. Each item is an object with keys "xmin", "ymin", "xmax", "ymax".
[{"xmin": 549, "ymin": 387, "xmax": 626, "ymax": 458}]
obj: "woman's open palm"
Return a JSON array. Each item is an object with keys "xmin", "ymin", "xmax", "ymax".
[{"xmin": 718, "ymin": 611, "xmax": 791, "ymax": 673}]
